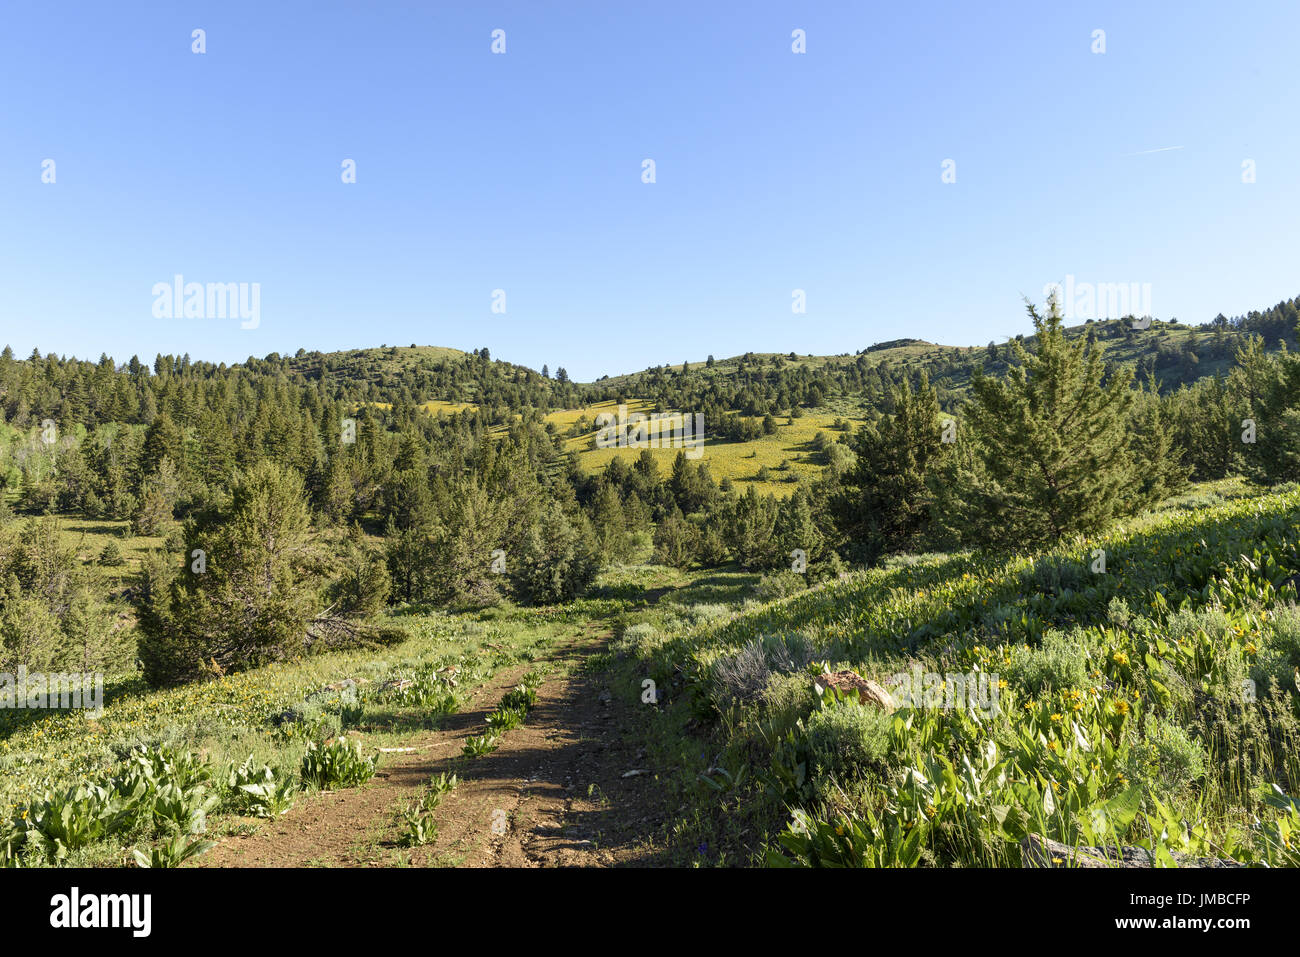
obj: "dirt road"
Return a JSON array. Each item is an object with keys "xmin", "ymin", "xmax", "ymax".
[{"xmin": 201, "ymin": 627, "xmax": 673, "ymax": 867}]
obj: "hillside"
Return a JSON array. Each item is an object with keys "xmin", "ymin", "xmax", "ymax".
[{"xmin": 610, "ymin": 478, "xmax": 1300, "ymax": 866}]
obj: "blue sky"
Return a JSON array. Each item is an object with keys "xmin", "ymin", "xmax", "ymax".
[{"xmin": 2, "ymin": 1, "xmax": 1297, "ymax": 380}]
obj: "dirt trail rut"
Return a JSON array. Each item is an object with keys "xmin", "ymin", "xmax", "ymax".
[{"xmin": 201, "ymin": 628, "xmax": 672, "ymax": 867}]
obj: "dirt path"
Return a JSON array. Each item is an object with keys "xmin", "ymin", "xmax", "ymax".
[{"xmin": 201, "ymin": 626, "xmax": 674, "ymax": 867}]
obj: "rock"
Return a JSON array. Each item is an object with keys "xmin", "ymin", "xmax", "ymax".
[
  {"xmin": 814, "ymin": 670, "xmax": 896, "ymax": 710},
  {"xmin": 1020, "ymin": 834, "xmax": 1245, "ymax": 868},
  {"xmin": 621, "ymin": 769, "xmax": 651, "ymax": 778}
]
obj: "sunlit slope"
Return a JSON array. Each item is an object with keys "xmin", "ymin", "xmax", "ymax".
[{"xmin": 544, "ymin": 399, "xmax": 860, "ymax": 497}]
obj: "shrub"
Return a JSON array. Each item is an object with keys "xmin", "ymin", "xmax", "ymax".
[
  {"xmin": 684, "ymin": 603, "xmax": 731, "ymax": 624},
  {"xmin": 613, "ymin": 622, "xmax": 658, "ymax": 656},
  {"xmin": 712, "ymin": 633, "xmax": 815, "ymax": 711},
  {"xmin": 1001, "ymin": 629, "xmax": 1092, "ymax": 694},
  {"xmin": 804, "ymin": 699, "xmax": 893, "ymax": 785},
  {"xmin": 754, "ymin": 571, "xmax": 808, "ymax": 602},
  {"xmin": 1127, "ymin": 717, "xmax": 1207, "ymax": 798}
]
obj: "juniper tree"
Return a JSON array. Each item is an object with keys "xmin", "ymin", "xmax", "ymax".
[
  {"xmin": 1169, "ymin": 375, "xmax": 1246, "ymax": 480},
  {"xmin": 138, "ymin": 460, "xmax": 324, "ymax": 685},
  {"xmin": 832, "ymin": 373, "xmax": 946, "ymax": 562},
  {"xmin": 652, "ymin": 505, "xmax": 698, "ymax": 568},
  {"xmin": 773, "ymin": 487, "xmax": 823, "ymax": 569},
  {"xmin": 591, "ymin": 481, "xmax": 631, "ymax": 562},
  {"xmin": 1237, "ymin": 328, "xmax": 1300, "ymax": 484},
  {"xmin": 1129, "ymin": 374, "xmax": 1189, "ymax": 507},
  {"xmin": 513, "ymin": 501, "xmax": 599, "ymax": 604}
]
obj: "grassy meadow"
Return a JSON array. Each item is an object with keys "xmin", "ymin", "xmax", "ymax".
[{"xmin": 544, "ymin": 398, "xmax": 859, "ymax": 497}]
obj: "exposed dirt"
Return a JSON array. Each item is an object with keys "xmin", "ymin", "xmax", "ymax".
[{"xmin": 200, "ymin": 627, "xmax": 674, "ymax": 867}]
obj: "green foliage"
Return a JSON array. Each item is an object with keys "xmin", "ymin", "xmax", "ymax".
[
  {"xmin": 327, "ymin": 526, "xmax": 391, "ymax": 618},
  {"xmin": 833, "ymin": 375, "xmax": 946, "ymax": 561},
  {"xmin": 1001, "ymin": 629, "xmax": 1092, "ymax": 694},
  {"xmin": 299, "ymin": 737, "xmax": 378, "ymax": 790},
  {"xmin": 513, "ymin": 502, "xmax": 600, "ymax": 605},
  {"xmin": 485, "ymin": 704, "xmax": 527, "ymax": 733},
  {"xmin": 226, "ymin": 756, "xmax": 297, "ymax": 818},
  {"xmin": 769, "ymin": 806, "xmax": 929, "ymax": 868},
  {"xmin": 131, "ymin": 833, "xmax": 215, "ymax": 868},
  {"xmin": 9, "ymin": 746, "xmax": 222, "ymax": 861},
  {"xmin": 151, "ymin": 782, "xmax": 219, "ymax": 834},
  {"xmin": 97, "ymin": 540, "xmax": 125, "ymax": 566},
  {"xmin": 633, "ymin": 485, "xmax": 1300, "ymax": 867},
  {"xmin": 13, "ymin": 785, "xmax": 130, "ymax": 860},
  {"xmin": 1126, "ymin": 716, "xmax": 1207, "ymax": 798},
  {"xmin": 428, "ymin": 772, "xmax": 459, "ymax": 798},
  {"xmin": 399, "ymin": 804, "xmax": 438, "ymax": 846},
  {"xmin": 0, "ymin": 518, "xmax": 133, "ymax": 673},
  {"xmin": 1254, "ymin": 784, "xmax": 1300, "ymax": 867},
  {"xmin": 462, "ymin": 733, "xmax": 500, "ymax": 757},
  {"xmin": 804, "ymin": 698, "xmax": 893, "ymax": 786},
  {"xmin": 753, "ymin": 570, "xmax": 808, "ymax": 602}
]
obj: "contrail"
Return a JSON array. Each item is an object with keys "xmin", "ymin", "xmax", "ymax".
[{"xmin": 1126, "ymin": 145, "xmax": 1186, "ymax": 155}]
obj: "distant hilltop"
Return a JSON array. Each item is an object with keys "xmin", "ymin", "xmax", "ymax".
[{"xmin": 864, "ymin": 338, "xmax": 931, "ymax": 353}]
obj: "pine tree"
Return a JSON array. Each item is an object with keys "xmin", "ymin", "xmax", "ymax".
[{"xmin": 947, "ymin": 296, "xmax": 1139, "ymax": 548}]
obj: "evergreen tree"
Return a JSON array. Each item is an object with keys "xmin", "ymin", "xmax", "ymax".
[
  {"xmin": 942, "ymin": 296, "xmax": 1139, "ymax": 549},
  {"xmin": 138, "ymin": 461, "xmax": 323, "ymax": 685},
  {"xmin": 832, "ymin": 374, "xmax": 945, "ymax": 561}
]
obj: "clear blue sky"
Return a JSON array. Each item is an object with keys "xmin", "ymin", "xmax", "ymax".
[{"xmin": 2, "ymin": 1, "xmax": 1297, "ymax": 381}]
